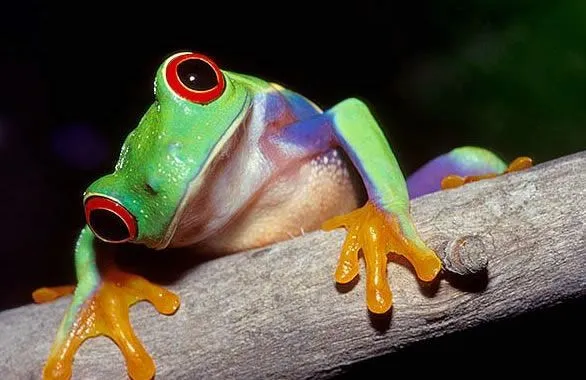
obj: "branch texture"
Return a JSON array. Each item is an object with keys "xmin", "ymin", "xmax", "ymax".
[{"xmin": 1, "ymin": 151, "xmax": 585, "ymax": 379}]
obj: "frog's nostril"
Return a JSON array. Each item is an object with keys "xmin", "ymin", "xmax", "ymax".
[
  {"xmin": 145, "ymin": 182, "xmax": 158, "ymax": 195},
  {"xmin": 84, "ymin": 196, "xmax": 137, "ymax": 243}
]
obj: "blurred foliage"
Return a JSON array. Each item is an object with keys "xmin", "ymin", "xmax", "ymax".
[{"xmin": 393, "ymin": 0, "xmax": 586, "ymax": 162}]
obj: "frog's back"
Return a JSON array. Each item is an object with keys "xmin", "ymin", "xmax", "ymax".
[{"xmin": 227, "ymin": 71, "xmax": 322, "ymax": 119}]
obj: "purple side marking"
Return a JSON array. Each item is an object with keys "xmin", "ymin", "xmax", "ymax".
[{"xmin": 406, "ymin": 153, "xmax": 500, "ymax": 199}]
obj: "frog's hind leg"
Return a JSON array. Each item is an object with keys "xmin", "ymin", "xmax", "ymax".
[{"xmin": 406, "ymin": 146, "xmax": 532, "ymax": 199}]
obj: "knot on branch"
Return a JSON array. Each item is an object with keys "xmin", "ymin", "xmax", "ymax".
[{"xmin": 439, "ymin": 235, "xmax": 489, "ymax": 276}]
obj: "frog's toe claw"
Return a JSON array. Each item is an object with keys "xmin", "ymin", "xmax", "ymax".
[
  {"xmin": 323, "ymin": 201, "xmax": 442, "ymax": 314},
  {"xmin": 32, "ymin": 286, "xmax": 76, "ymax": 303},
  {"xmin": 43, "ymin": 267, "xmax": 180, "ymax": 380}
]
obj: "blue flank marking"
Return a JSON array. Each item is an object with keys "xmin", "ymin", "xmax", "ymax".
[
  {"xmin": 278, "ymin": 88, "xmax": 320, "ymax": 119},
  {"xmin": 260, "ymin": 87, "xmax": 333, "ymax": 152}
]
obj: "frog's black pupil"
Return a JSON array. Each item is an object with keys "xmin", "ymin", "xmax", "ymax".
[
  {"xmin": 177, "ymin": 59, "xmax": 218, "ymax": 91},
  {"xmin": 89, "ymin": 209, "xmax": 129, "ymax": 242}
]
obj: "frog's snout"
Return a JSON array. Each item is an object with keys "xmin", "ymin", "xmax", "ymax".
[{"xmin": 84, "ymin": 196, "xmax": 137, "ymax": 243}]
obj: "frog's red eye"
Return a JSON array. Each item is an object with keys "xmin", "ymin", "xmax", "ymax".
[
  {"xmin": 85, "ymin": 196, "xmax": 137, "ymax": 243},
  {"xmin": 165, "ymin": 52, "xmax": 225, "ymax": 104}
]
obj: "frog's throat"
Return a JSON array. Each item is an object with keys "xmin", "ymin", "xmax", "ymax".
[{"xmin": 157, "ymin": 96, "xmax": 252, "ymax": 250}]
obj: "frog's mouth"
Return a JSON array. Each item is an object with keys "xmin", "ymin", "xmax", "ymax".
[{"xmin": 84, "ymin": 196, "xmax": 137, "ymax": 243}]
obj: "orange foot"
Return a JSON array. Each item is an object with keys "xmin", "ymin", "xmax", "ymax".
[
  {"xmin": 42, "ymin": 263, "xmax": 180, "ymax": 380},
  {"xmin": 33, "ymin": 286, "xmax": 76, "ymax": 303},
  {"xmin": 441, "ymin": 156, "xmax": 533, "ymax": 190},
  {"xmin": 322, "ymin": 201, "xmax": 442, "ymax": 314}
]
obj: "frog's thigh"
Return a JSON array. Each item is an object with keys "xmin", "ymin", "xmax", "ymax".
[{"xmin": 406, "ymin": 146, "xmax": 507, "ymax": 199}]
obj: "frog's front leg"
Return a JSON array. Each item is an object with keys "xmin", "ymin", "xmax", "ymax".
[
  {"xmin": 42, "ymin": 226, "xmax": 179, "ymax": 380},
  {"xmin": 273, "ymin": 98, "xmax": 442, "ymax": 314},
  {"xmin": 323, "ymin": 99, "xmax": 442, "ymax": 313}
]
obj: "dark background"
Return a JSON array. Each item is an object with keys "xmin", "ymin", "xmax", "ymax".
[{"xmin": 0, "ymin": 0, "xmax": 584, "ymax": 373}]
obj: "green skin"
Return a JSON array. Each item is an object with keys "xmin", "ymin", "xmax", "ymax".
[
  {"xmin": 49, "ymin": 52, "xmax": 507, "ymax": 371},
  {"xmin": 59, "ymin": 53, "xmax": 419, "ymax": 341},
  {"xmin": 85, "ymin": 66, "xmax": 251, "ymax": 247}
]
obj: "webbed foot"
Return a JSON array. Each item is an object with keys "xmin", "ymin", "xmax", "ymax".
[
  {"xmin": 43, "ymin": 261, "xmax": 180, "ymax": 380},
  {"xmin": 322, "ymin": 201, "xmax": 442, "ymax": 314},
  {"xmin": 441, "ymin": 156, "xmax": 533, "ymax": 190}
]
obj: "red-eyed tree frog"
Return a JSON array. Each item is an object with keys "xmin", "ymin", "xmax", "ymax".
[{"xmin": 34, "ymin": 52, "xmax": 531, "ymax": 380}]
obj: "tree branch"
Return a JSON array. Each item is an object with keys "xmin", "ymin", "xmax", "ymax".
[{"xmin": 1, "ymin": 151, "xmax": 585, "ymax": 379}]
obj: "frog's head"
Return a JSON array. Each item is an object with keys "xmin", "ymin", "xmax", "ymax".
[{"xmin": 83, "ymin": 52, "xmax": 251, "ymax": 248}]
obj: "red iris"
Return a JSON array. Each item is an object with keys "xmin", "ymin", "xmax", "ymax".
[
  {"xmin": 84, "ymin": 196, "xmax": 137, "ymax": 243},
  {"xmin": 165, "ymin": 52, "xmax": 225, "ymax": 104}
]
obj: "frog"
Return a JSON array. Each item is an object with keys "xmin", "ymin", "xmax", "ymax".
[{"xmin": 33, "ymin": 51, "xmax": 532, "ymax": 380}]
